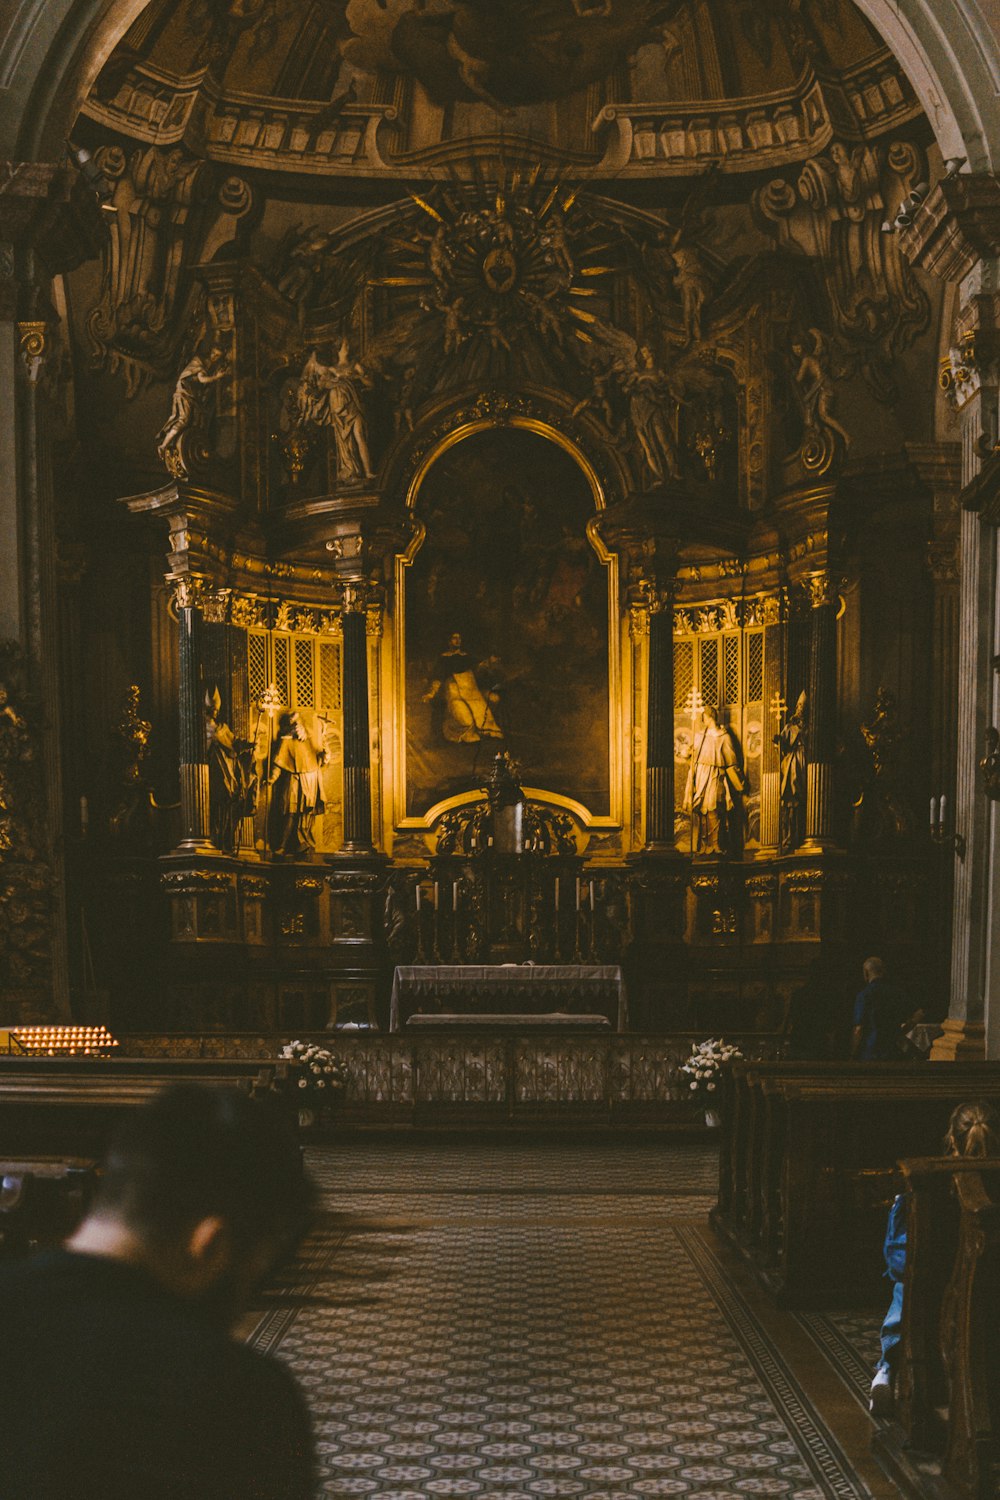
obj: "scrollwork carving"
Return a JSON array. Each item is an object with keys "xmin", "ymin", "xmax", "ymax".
[
  {"xmin": 755, "ymin": 139, "xmax": 929, "ymax": 400},
  {"xmin": 88, "ymin": 146, "xmax": 253, "ymax": 397}
]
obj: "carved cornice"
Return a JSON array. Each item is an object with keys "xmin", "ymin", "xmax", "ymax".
[
  {"xmin": 79, "ymin": 48, "xmax": 919, "ymax": 183},
  {"xmin": 167, "ymin": 576, "xmax": 346, "ymax": 635},
  {"xmin": 673, "ymin": 592, "xmax": 786, "ymax": 634},
  {"xmin": 161, "ymin": 869, "xmax": 235, "ymax": 895},
  {"xmin": 898, "ymin": 174, "xmax": 1000, "ymax": 283}
]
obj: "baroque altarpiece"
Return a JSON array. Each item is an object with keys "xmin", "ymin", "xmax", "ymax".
[{"xmin": 20, "ymin": 0, "xmax": 963, "ymax": 1033}]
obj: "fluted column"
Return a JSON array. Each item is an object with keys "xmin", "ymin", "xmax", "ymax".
[
  {"xmin": 644, "ymin": 592, "xmax": 677, "ymax": 851},
  {"xmin": 340, "ymin": 583, "xmax": 374, "ymax": 854},
  {"xmin": 804, "ymin": 574, "xmax": 837, "ymax": 849},
  {"xmin": 176, "ymin": 597, "xmax": 213, "ymax": 853},
  {"xmin": 938, "ymin": 506, "xmax": 993, "ymax": 1057}
]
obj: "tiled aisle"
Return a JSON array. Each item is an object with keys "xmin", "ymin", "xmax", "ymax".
[{"xmin": 248, "ymin": 1137, "xmax": 879, "ymax": 1500}]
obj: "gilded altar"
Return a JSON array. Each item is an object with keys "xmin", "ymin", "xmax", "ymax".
[{"xmin": 11, "ymin": 0, "xmax": 961, "ymax": 1037}]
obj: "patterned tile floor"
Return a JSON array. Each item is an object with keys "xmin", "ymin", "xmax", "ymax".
[
  {"xmin": 793, "ymin": 1314, "xmax": 884, "ymax": 1410},
  {"xmin": 248, "ymin": 1138, "xmax": 876, "ymax": 1500}
]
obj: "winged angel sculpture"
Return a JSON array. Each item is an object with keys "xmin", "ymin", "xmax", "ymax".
[{"xmin": 573, "ymin": 319, "xmax": 721, "ymax": 486}]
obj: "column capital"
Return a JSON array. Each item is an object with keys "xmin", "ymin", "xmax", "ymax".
[
  {"xmin": 898, "ymin": 173, "xmax": 1000, "ymax": 284},
  {"xmin": 800, "ymin": 570, "xmax": 838, "ymax": 610}
]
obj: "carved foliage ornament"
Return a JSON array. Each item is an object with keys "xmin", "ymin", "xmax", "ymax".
[
  {"xmin": 167, "ymin": 578, "xmax": 356, "ymax": 635},
  {"xmin": 672, "ymin": 593, "xmax": 786, "ymax": 633}
]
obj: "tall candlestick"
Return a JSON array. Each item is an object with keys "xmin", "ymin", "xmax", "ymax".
[
  {"xmin": 453, "ymin": 881, "xmax": 459, "ymax": 908},
  {"xmin": 930, "ymin": 796, "xmax": 938, "ymax": 830},
  {"xmin": 575, "ymin": 878, "xmax": 581, "ymax": 912},
  {"xmin": 939, "ymin": 794, "xmax": 947, "ymax": 826},
  {"xmin": 433, "ymin": 880, "xmax": 439, "ymax": 909},
  {"xmin": 554, "ymin": 877, "xmax": 560, "ymax": 914},
  {"xmin": 589, "ymin": 879, "xmax": 595, "ymax": 912},
  {"xmin": 416, "ymin": 882, "xmax": 422, "ymax": 912}
]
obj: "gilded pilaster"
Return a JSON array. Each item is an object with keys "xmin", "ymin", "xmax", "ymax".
[{"xmin": 802, "ymin": 572, "xmax": 838, "ymax": 850}]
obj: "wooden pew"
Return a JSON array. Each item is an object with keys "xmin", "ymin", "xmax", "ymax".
[
  {"xmin": 716, "ymin": 1062, "xmax": 898, "ymax": 1247},
  {"xmin": 0, "ymin": 1057, "xmax": 293, "ymax": 1159},
  {"xmin": 715, "ymin": 1063, "xmax": 932, "ymax": 1256},
  {"xmin": 712, "ymin": 1062, "xmax": 1000, "ymax": 1305},
  {"xmin": 873, "ymin": 1160, "xmax": 1000, "ymax": 1500}
]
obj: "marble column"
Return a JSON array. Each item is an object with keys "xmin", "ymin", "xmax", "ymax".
[
  {"xmin": 644, "ymin": 594, "xmax": 676, "ymax": 851},
  {"xmin": 937, "ymin": 506, "xmax": 994, "ymax": 1058},
  {"xmin": 898, "ymin": 176, "xmax": 1000, "ymax": 1059},
  {"xmin": 176, "ymin": 598, "xmax": 214, "ymax": 854},
  {"xmin": 804, "ymin": 575, "xmax": 838, "ymax": 849},
  {"xmin": 340, "ymin": 585, "xmax": 374, "ymax": 855}
]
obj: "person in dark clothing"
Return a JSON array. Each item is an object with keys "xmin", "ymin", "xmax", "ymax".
[
  {"xmin": 0, "ymin": 1085, "xmax": 317, "ymax": 1500},
  {"xmin": 851, "ymin": 956, "xmax": 922, "ymax": 1061}
]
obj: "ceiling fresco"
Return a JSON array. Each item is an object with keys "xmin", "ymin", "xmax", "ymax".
[{"xmin": 80, "ymin": 0, "xmax": 923, "ymax": 177}]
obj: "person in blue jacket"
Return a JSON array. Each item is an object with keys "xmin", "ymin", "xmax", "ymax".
[
  {"xmin": 870, "ymin": 1099, "xmax": 1000, "ymax": 1415},
  {"xmin": 852, "ymin": 956, "xmax": 922, "ymax": 1061}
]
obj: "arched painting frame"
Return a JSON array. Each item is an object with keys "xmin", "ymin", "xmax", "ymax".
[{"xmin": 391, "ymin": 417, "xmax": 625, "ymax": 836}]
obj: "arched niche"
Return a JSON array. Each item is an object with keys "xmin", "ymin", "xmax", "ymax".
[{"xmin": 390, "ymin": 418, "xmax": 627, "ymax": 841}]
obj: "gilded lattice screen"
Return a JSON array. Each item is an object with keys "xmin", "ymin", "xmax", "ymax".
[
  {"xmin": 247, "ymin": 630, "xmax": 344, "ymax": 849},
  {"xmin": 672, "ymin": 626, "xmax": 766, "ymax": 847}
]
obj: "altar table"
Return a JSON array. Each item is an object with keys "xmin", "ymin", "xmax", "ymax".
[{"xmin": 389, "ymin": 965, "xmax": 627, "ymax": 1032}]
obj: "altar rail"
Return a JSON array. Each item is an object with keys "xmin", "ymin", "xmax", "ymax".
[{"xmin": 118, "ymin": 1031, "xmax": 780, "ymax": 1125}]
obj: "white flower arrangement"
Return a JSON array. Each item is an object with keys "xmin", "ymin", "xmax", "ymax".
[
  {"xmin": 281, "ymin": 1040, "xmax": 348, "ymax": 1099},
  {"xmin": 679, "ymin": 1037, "xmax": 743, "ymax": 1098}
]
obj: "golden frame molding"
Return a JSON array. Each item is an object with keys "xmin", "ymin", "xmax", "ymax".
[{"xmin": 391, "ymin": 416, "xmax": 625, "ymax": 838}]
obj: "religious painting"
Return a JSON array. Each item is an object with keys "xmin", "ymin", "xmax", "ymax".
[
  {"xmin": 343, "ymin": 1, "xmax": 678, "ymax": 109},
  {"xmin": 403, "ymin": 428, "xmax": 611, "ymax": 819}
]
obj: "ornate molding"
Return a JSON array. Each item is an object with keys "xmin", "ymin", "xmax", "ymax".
[
  {"xmin": 86, "ymin": 145, "xmax": 253, "ymax": 397},
  {"xmin": 160, "ymin": 869, "xmax": 234, "ymax": 895},
  {"xmin": 898, "ymin": 174, "xmax": 1000, "ymax": 284},
  {"xmin": 17, "ymin": 321, "xmax": 48, "ymax": 386},
  {"xmin": 166, "ymin": 576, "xmax": 346, "ymax": 635},
  {"xmin": 593, "ymin": 52, "xmax": 920, "ymax": 176},
  {"xmin": 673, "ymin": 592, "xmax": 785, "ymax": 634}
]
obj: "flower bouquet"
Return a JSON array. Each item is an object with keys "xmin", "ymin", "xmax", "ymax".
[
  {"xmin": 280, "ymin": 1040, "xmax": 348, "ymax": 1127},
  {"xmin": 679, "ymin": 1037, "xmax": 743, "ymax": 1127}
]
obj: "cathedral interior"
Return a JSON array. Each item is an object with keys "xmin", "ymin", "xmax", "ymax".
[
  {"xmin": 4, "ymin": 0, "xmax": 989, "ymax": 1053},
  {"xmin": 6, "ymin": 4, "xmax": 1000, "ymax": 1498}
]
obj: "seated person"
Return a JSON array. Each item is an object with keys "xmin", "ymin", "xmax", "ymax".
[
  {"xmin": 870, "ymin": 1098, "xmax": 1000, "ymax": 1415},
  {"xmin": 0, "ymin": 1085, "xmax": 317, "ymax": 1499}
]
